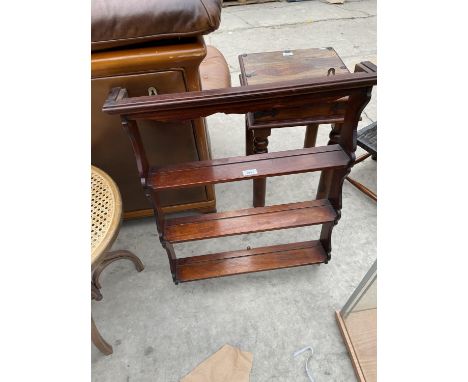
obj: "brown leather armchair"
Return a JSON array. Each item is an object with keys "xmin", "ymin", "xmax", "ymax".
[{"xmin": 91, "ymin": 0, "xmax": 230, "ymax": 218}]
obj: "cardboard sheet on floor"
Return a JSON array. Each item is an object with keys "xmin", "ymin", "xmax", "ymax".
[{"xmin": 181, "ymin": 344, "xmax": 253, "ymax": 382}]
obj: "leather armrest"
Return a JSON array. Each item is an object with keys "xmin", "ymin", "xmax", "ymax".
[{"xmin": 200, "ymin": 46, "xmax": 232, "ymax": 90}]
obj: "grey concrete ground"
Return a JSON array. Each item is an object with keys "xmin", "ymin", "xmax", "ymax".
[{"xmin": 92, "ymin": 0, "xmax": 376, "ymax": 380}]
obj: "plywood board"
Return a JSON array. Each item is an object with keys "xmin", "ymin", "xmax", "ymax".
[{"xmin": 336, "ymin": 309, "xmax": 376, "ymax": 382}]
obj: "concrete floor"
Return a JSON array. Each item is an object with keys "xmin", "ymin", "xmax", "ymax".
[{"xmin": 92, "ymin": 0, "xmax": 376, "ymax": 380}]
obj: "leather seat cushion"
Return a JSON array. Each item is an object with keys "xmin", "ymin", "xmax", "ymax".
[
  {"xmin": 200, "ymin": 46, "xmax": 232, "ymax": 90},
  {"xmin": 92, "ymin": 0, "xmax": 222, "ymax": 52}
]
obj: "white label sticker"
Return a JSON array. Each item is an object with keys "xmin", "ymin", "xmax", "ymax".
[{"xmin": 242, "ymin": 169, "xmax": 258, "ymax": 176}]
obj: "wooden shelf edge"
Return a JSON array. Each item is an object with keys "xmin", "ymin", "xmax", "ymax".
[
  {"xmin": 149, "ymin": 145, "xmax": 349, "ymax": 191},
  {"xmin": 165, "ymin": 200, "xmax": 336, "ymax": 243},
  {"xmin": 175, "ymin": 240, "xmax": 327, "ymax": 282},
  {"xmin": 123, "ymin": 199, "xmax": 217, "ymax": 220}
]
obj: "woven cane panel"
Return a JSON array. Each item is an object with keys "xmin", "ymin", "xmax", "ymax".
[{"xmin": 91, "ymin": 166, "xmax": 122, "ymax": 265}]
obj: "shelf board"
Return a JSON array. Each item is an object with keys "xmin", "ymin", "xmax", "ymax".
[
  {"xmin": 176, "ymin": 240, "xmax": 327, "ymax": 282},
  {"xmin": 165, "ymin": 199, "xmax": 336, "ymax": 243},
  {"xmin": 149, "ymin": 145, "xmax": 349, "ymax": 190}
]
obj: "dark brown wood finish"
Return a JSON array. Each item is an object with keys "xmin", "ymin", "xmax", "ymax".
[
  {"xmin": 103, "ymin": 72, "xmax": 376, "ymax": 121},
  {"xmin": 176, "ymin": 241, "xmax": 327, "ymax": 282},
  {"xmin": 102, "ymin": 61, "xmax": 376, "ymax": 283},
  {"xmin": 317, "ymin": 65, "xmax": 375, "ymax": 260},
  {"xmin": 239, "ymin": 48, "xmax": 349, "ymax": 85},
  {"xmin": 165, "ymin": 199, "xmax": 336, "ymax": 243},
  {"xmin": 121, "ymin": 118, "xmax": 148, "ymax": 187},
  {"xmin": 246, "ymin": 98, "xmax": 349, "ymax": 128},
  {"xmin": 239, "ymin": 48, "xmax": 354, "ymax": 208},
  {"xmin": 149, "ymin": 145, "xmax": 349, "ymax": 190},
  {"xmin": 252, "ymin": 128, "xmax": 271, "ymax": 207},
  {"xmin": 304, "ymin": 124, "xmax": 320, "ymax": 148}
]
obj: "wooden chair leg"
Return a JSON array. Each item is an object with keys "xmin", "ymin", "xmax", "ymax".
[
  {"xmin": 92, "ymin": 250, "xmax": 144, "ymax": 290},
  {"xmin": 245, "ymin": 119, "xmax": 254, "ymax": 156},
  {"xmin": 91, "ymin": 252, "xmax": 143, "ymax": 355},
  {"xmin": 252, "ymin": 128, "xmax": 271, "ymax": 207},
  {"xmin": 345, "ymin": 176, "xmax": 377, "ymax": 201},
  {"xmin": 354, "ymin": 153, "xmax": 372, "ymax": 165},
  {"xmin": 317, "ymin": 123, "xmax": 343, "ymax": 199},
  {"xmin": 253, "ymin": 178, "xmax": 267, "ymax": 208},
  {"xmin": 91, "ymin": 281, "xmax": 103, "ymax": 301},
  {"xmin": 345, "ymin": 152, "xmax": 377, "ymax": 201},
  {"xmin": 91, "ymin": 316, "xmax": 113, "ymax": 355},
  {"xmin": 304, "ymin": 123, "xmax": 319, "ymax": 148}
]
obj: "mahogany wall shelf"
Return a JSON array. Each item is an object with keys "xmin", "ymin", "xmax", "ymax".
[{"xmin": 102, "ymin": 61, "xmax": 376, "ymax": 284}]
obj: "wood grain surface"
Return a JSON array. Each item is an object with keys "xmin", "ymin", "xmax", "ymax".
[
  {"xmin": 345, "ymin": 309, "xmax": 377, "ymax": 382},
  {"xmin": 165, "ymin": 199, "xmax": 336, "ymax": 243},
  {"xmin": 176, "ymin": 240, "xmax": 327, "ymax": 282},
  {"xmin": 239, "ymin": 47, "xmax": 349, "ymax": 86},
  {"xmin": 102, "ymin": 61, "xmax": 377, "ymax": 283},
  {"xmin": 149, "ymin": 145, "xmax": 349, "ymax": 190},
  {"xmin": 102, "ymin": 70, "xmax": 376, "ymax": 122}
]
